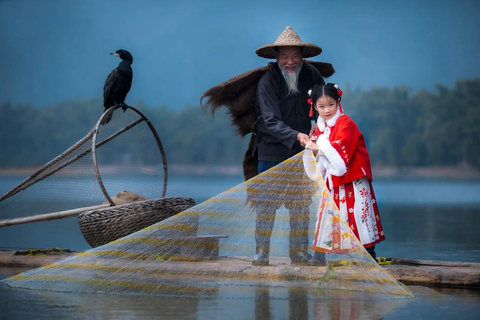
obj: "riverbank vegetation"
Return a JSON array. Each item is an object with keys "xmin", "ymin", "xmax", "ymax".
[{"xmin": 1, "ymin": 78, "xmax": 479, "ymax": 171}]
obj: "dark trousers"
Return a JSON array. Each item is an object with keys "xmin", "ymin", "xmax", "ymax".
[
  {"xmin": 255, "ymin": 161, "xmax": 310, "ymax": 258},
  {"xmin": 366, "ymin": 245, "xmax": 376, "ymax": 260},
  {"xmin": 255, "ymin": 206, "xmax": 310, "ymax": 258}
]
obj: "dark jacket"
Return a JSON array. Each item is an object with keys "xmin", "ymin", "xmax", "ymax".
[{"xmin": 253, "ymin": 62, "xmax": 324, "ymax": 163}]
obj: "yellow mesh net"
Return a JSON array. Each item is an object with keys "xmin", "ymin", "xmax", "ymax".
[{"xmin": 2, "ymin": 151, "xmax": 413, "ymax": 298}]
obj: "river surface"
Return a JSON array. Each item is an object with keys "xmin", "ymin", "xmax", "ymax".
[{"xmin": 0, "ymin": 174, "xmax": 479, "ymax": 319}]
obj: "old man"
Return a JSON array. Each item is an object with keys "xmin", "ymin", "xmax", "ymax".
[{"xmin": 251, "ymin": 26, "xmax": 325, "ymax": 266}]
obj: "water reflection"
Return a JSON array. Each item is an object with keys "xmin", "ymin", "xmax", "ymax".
[
  {"xmin": 255, "ymin": 288, "xmax": 272, "ymax": 319},
  {"xmin": 1, "ymin": 281, "xmax": 413, "ymax": 320},
  {"xmin": 1, "ymin": 177, "xmax": 480, "ymax": 318},
  {"xmin": 288, "ymin": 288, "xmax": 309, "ymax": 320},
  {"xmin": 2, "ymin": 271, "xmax": 480, "ymax": 320}
]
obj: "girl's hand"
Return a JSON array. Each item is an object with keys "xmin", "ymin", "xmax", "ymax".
[{"xmin": 305, "ymin": 141, "xmax": 319, "ymax": 152}]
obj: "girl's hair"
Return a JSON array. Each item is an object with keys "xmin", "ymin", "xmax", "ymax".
[{"xmin": 309, "ymin": 83, "xmax": 341, "ymax": 105}]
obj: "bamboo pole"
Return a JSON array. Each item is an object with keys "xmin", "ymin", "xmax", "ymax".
[{"xmin": 0, "ymin": 204, "xmax": 110, "ymax": 228}]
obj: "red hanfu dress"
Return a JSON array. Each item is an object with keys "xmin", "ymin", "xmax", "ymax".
[{"xmin": 310, "ymin": 108, "xmax": 385, "ymax": 251}]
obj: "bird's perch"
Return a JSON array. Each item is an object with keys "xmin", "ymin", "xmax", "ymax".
[{"xmin": 0, "ymin": 204, "xmax": 109, "ymax": 228}]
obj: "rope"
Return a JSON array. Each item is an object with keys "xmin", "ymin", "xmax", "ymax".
[
  {"xmin": 0, "ymin": 128, "xmax": 95, "ymax": 202},
  {"xmin": 377, "ymin": 257, "xmax": 395, "ymax": 265}
]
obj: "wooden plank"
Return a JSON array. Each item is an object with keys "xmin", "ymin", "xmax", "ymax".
[
  {"xmin": 1, "ymin": 252, "xmax": 478, "ymax": 289},
  {"xmin": 391, "ymin": 258, "xmax": 478, "ymax": 268},
  {"xmin": 0, "ymin": 250, "xmax": 74, "ymax": 268},
  {"xmin": 383, "ymin": 261, "xmax": 480, "ymax": 289},
  {"xmin": 165, "ymin": 235, "xmax": 229, "ymax": 261}
]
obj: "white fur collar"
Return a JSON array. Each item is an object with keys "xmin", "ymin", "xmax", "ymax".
[{"xmin": 316, "ymin": 107, "xmax": 343, "ymax": 132}]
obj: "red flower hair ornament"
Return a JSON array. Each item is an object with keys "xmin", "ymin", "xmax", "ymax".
[
  {"xmin": 333, "ymin": 84, "xmax": 343, "ymax": 97},
  {"xmin": 333, "ymin": 84, "xmax": 344, "ymax": 113},
  {"xmin": 307, "ymin": 90, "xmax": 314, "ymax": 117}
]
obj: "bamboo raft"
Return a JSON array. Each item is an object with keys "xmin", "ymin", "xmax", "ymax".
[{"xmin": 1, "ymin": 250, "xmax": 478, "ymax": 289}]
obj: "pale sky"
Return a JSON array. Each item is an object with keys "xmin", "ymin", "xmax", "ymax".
[{"xmin": 1, "ymin": 0, "xmax": 479, "ymax": 109}]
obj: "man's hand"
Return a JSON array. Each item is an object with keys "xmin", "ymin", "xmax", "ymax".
[{"xmin": 297, "ymin": 132, "xmax": 310, "ymax": 147}]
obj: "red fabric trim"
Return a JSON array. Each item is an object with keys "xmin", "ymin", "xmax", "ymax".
[
  {"xmin": 344, "ymin": 183, "xmax": 360, "ymax": 240},
  {"xmin": 333, "ymin": 186, "xmax": 340, "ymax": 208}
]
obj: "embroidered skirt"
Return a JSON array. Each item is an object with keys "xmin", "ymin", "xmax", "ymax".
[
  {"xmin": 332, "ymin": 177, "xmax": 385, "ymax": 247},
  {"xmin": 312, "ymin": 177, "xmax": 385, "ymax": 252}
]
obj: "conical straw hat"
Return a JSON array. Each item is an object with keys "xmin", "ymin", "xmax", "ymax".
[{"xmin": 255, "ymin": 26, "xmax": 322, "ymax": 59}]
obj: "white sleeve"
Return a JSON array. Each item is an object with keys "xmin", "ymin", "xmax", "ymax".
[
  {"xmin": 316, "ymin": 135, "xmax": 347, "ymax": 177},
  {"xmin": 315, "ymin": 153, "xmax": 327, "ymax": 177}
]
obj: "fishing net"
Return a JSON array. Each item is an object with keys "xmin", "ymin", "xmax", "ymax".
[
  {"xmin": 0, "ymin": 106, "xmax": 167, "ymax": 224},
  {"xmin": 2, "ymin": 150, "xmax": 413, "ymax": 299}
]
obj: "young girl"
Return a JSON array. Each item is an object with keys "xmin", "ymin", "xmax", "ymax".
[{"xmin": 305, "ymin": 83, "xmax": 385, "ymax": 259}]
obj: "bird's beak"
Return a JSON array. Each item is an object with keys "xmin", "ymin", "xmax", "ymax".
[{"xmin": 110, "ymin": 52, "xmax": 120, "ymax": 57}]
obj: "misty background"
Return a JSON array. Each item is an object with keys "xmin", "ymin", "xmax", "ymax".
[
  {"xmin": 1, "ymin": 0, "xmax": 479, "ymax": 109},
  {"xmin": 1, "ymin": 0, "xmax": 480, "ymax": 171}
]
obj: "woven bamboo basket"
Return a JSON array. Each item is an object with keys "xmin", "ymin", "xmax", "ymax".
[{"xmin": 78, "ymin": 197, "xmax": 196, "ymax": 248}]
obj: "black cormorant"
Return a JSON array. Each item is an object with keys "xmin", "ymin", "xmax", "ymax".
[{"xmin": 101, "ymin": 49, "xmax": 133, "ymax": 125}]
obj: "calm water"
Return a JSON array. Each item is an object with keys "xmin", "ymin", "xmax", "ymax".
[{"xmin": 0, "ymin": 174, "xmax": 479, "ymax": 319}]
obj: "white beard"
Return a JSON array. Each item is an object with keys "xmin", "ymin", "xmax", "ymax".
[{"xmin": 280, "ymin": 61, "xmax": 302, "ymax": 95}]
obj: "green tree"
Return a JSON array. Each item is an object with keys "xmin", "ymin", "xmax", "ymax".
[
  {"xmin": 349, "ymin": 86, "xmax": 413, "ymax": 166},
  {"xmin": 1, "ymin": 78, "xmax": 479, "ymax": 170}
]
